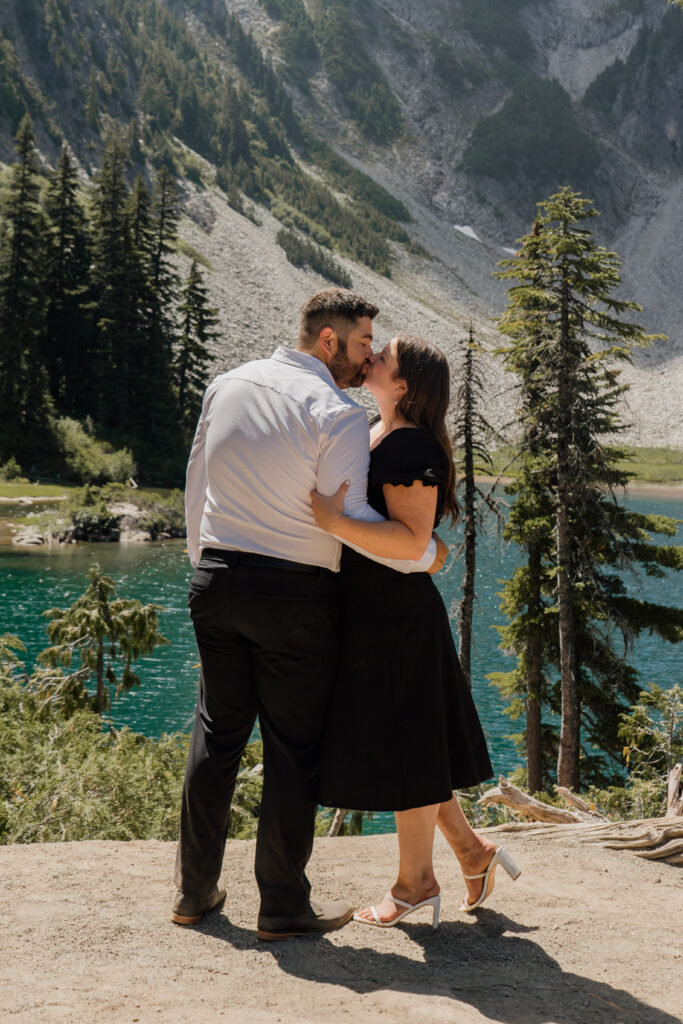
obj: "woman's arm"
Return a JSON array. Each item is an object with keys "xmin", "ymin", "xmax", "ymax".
[{"xmin": 311, "ymin": 479, "xmax": 438, "ymax": 561}]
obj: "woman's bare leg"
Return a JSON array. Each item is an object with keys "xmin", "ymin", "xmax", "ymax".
[
  {"xmin": 437, "ymin": 795, "xmax": 497, "ymax": 905},
  {"xmin": 354, "ymin": 803, "xmax": 441, "ymax": 923}
]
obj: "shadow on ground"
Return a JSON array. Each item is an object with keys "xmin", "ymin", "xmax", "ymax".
[{"xmin": 197, "ymin": 909, "xmax": 676, "ymax": 1024}]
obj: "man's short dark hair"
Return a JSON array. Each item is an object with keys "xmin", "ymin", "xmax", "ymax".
[{"xmin": 298, "ymin": 289, "xmax": 379, "ymax": 349}]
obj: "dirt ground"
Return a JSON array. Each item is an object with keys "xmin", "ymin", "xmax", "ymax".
[{"xmin": 1, "ymin": 826, "xmax": 681, "ymax": 1024}]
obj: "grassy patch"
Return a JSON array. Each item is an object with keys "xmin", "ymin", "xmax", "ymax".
[
  {"xmin": 0, "ymin": 482, "xmax": 78, "ymax": 499},
  {"xmin": 462, "ymin": 446, "xmax": 683, "ymax": 485},
  {"xmin": 615, "ymin": 446, "xmax": 683, "ymax": 484},
  {"xmin": 173, "ymin": 237, "xmax": 213, "ymax": 271}
]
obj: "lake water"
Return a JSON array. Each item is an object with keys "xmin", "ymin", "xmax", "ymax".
[{"xmin": 1, "ymin": 490, "xmax": 681, "ymax": 834}]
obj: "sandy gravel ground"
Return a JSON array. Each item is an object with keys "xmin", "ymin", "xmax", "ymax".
[{"xmin": 1, "ymin": 828, "xmax": 681, "ymax": 1024}]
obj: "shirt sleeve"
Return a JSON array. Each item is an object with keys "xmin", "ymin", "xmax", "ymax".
[
  {"xmin": 184, "ymin": 381, "xmax": 217, "ymax": 568},
  {"xmin": 316, "ymin": 407, "xmax": 436, "ymax": 574},
  {"xmin": 373, "ymin": 429, "xmax": 447, "ymax": 490}
]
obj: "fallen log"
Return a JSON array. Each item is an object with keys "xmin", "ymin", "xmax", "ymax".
[
  {"xmin": 634, "ymin": 837, "xmax": 683, "ymax": 860},
  {"xmin": 478, "ymin": 778, "xmax": 683, "ymax": 865},
  {"xmin": 477, "ymin": 776, "xmax": 604, "ymax": 823}
]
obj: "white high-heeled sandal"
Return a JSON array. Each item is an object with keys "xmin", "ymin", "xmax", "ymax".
[
  {"xmin": 353, "ymin": 891, "xmax": 441, "ymax": 929},
  {"xmin": 461, "ymin": 846, "xmax": 521, "ymax": 912}
]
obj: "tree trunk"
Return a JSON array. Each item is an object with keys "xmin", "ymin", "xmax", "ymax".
[
  {"xmin": 526, "ymin": 541, "xmax": 544, "ymax": 794},
  {"xmin": 556, "ymin": 249, "xmax": 580, "ymax": 790},
  {"xmin": 328, "ymin": 808, "xmax": 347, "ymax": 837},
  {"xmin": 458, "ymin": 344, "xmax": 475, "ymax": 687},
  {"xmin": 95, "ymin": 636, "xmax": 104, "ymax": 714}
]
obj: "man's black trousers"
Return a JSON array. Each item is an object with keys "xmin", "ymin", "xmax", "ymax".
[{"xmin": 174, "ymin": 552, "xmax": 339, "ymax": 919}]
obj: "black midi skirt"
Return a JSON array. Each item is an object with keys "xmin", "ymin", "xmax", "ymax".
[{"xmin": 315, "ymin": 550, "xmax": 494, "ymax": 813}]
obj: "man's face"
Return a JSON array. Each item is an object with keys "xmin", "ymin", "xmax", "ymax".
[{"xmin": 328, "ymin": 316, "xmax": 374, "ymax": 389}]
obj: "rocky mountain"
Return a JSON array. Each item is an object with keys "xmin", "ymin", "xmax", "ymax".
[{"xmin": 1, "ymin": 0, "xmax": 682, "ymax": 445}]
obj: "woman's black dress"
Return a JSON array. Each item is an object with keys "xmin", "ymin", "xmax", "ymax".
[{"xmin": 316, "ymin": 427, "xmax": 493, "ymax": 812}]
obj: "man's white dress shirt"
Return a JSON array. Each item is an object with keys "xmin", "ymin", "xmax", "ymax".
[{"xmin": 185, "ymin": 346, "xmax": 435, "ymax": 573}]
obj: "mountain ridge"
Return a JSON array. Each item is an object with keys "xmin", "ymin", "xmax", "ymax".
[{"xmin": 1, "ymin": 0, "xmax": 682, "ymax": 447}]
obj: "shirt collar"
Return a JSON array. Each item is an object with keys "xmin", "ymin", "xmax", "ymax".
[{"xmin": 271, "ymin": 346, "xmax": 336, "ymax": 389}]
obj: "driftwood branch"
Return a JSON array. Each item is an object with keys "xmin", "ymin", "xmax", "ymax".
[
  {"xmin": 478, "ymin": 776, "xmax": 605, "ymax": 823},
  {"xmin": 327, "ymin": 808, "xmax": 347, "ymax": 837},
  {"xmin": 667, "ymin": 764, "xmax": 683, "ymax": 817},
  {"xmin": 554, "ymin": 786, "xmax": 606, "ymax": 819},
  {"xmin": 478, "ymin": 777, "xmax": 683, "ymax": 864}
]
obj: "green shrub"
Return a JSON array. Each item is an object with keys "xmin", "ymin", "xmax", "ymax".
[
  {"xmin": 54, "ymin": 417, "xmax": 136, "ymax": 485},
  {"xmin": 276, "ymin": 228, "xmax": 352, "ymax": 287},
  {"xmin": 0, "ymin": 633, "xmax": 263, "ymax": 843},
  {"xmin": 0, "ymin": 456, "xmax": 26, "ymax": 482},
  {"xmin": 136, "ymin": 489, "xmax": 186, "ymax": 538},
  {"xmin": 70, "ymin": 502, "xmax": 119, "ymax": 540}
]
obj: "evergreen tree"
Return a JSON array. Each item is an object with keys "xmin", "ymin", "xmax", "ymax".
[
  {"xmin": 495, "ymin": 189, "xmax": 683, "ymax": 790},
  {"xmin": 174, "ymin": 260, "xmax": 219, "ymax": 443},
  {"xmin": 452, "ymin": 323, "xmax": 506, "ymax": 687},
  {"xmin": 0, "ymin": 114, "xmax": 54, "ymax": 469},
  {"xmin": 125, "ymin": 167, "xmax": 182, "ymax": 480},
  {"xmin": 42, "ymin": 143, "xmax": 92, "ymax": 417},
  {"xmin": 38, "ymin": 562, "xmax": 168, "ymax": 715},
  {"xmin": 90, "ymin": 127, "xmax": 135, "ymax": 432}
]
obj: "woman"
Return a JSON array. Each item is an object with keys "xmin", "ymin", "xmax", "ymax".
[{"xmin": 311, "ymin": 334, "xmax": 520, "ymax": 927}]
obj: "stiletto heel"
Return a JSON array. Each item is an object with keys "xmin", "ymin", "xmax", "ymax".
[
  {"xmin": 354, "ymin": 891, "xmax": 441, "ymax": 929},
  {"xmin": 461, "ymin": 846, "xmax": 521, "ymax": 912}
]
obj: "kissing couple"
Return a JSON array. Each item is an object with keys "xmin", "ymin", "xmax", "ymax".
[{"xmin": 172, "ymin": 288, "xmax": 520, "ymax": 939}]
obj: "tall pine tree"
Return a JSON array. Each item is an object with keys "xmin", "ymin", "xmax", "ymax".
[
  {"xmin": 452, "ymin": 323, "xmax": 507, "ymax": 687},
  {"xmin": 42, "ymin": 143, "xmax": 92, "ymax": 417},
  {"xmin": 90, "ymin": 127, "xmax": 135, "ymax": 433},
  {"xmin": 0, "ymin": 114, "xmax": 54, "ymax": 469},
  {"xmin": 495, "ymin": 189, "xmax": 683, "ymax": 790},
  {"xmin": 174, "ymin": 260, "xmax": 219, "ymax": 445}
]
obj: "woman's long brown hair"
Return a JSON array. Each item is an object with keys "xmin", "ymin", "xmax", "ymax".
[{"xmin": 394, "ymin": 334, "xmax": 460, "ymax": 526}]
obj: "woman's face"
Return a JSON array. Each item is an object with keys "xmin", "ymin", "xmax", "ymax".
[{"xmin": 364, "ymin": 337, "xmax": 407, "ymax": 403}]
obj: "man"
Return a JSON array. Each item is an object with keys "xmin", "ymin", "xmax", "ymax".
[{"xmin": 172, "ymin": 289, "xmax": 441, "ymax": 940}]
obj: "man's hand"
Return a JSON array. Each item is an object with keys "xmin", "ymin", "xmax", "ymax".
[
  {"xmin": 311, "ymin": 481, "xmax": 349, "ymax": 532},
  {"xmin": 427, "ymin": 532, "xmax": 448, "ymax": 575}
]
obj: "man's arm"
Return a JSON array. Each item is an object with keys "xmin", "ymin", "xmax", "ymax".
[
  {"xmin": 184, "ymin": 383, "xmax": 216, "ymax": 567},
  {"xmin": 317, "ymin": 407, "xmax": 436, "ymax": 573}
]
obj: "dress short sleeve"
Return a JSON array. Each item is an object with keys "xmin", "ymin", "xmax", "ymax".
[{"xmin": 372, "ymin": 428, "xmax": 447, "ymax": 490}]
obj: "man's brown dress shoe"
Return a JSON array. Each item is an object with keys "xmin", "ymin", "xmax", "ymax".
[
  {"xmin": 171, "ymin": 886, "xmax": 226, "ymax": 925},
  {"xmin": 257, "ymin": 899, "xmax": 354, "ymax": 941}
]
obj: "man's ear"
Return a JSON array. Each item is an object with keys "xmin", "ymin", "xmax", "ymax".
[{"xmin": 318, "ymin": 327, "xmax": 336, "ymax": 356}]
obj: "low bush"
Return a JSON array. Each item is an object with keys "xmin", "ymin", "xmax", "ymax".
[
  {"xmin": 54, "ymin": 417, "xmax": 136, "ymax": 485},
  {"xmin": 136, "ymin": 489, "xmax": 186, "ymax": 538},
  {"xmin": 0, "ymin": 632, "xmax": 263, "ymax": 844},
  {"xmin": 0, "ymin": 456, "xmax": 27, "ymax": 482}
]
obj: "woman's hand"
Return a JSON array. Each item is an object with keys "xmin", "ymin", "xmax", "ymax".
[
  {"xmin": 311, "ymin": 481, "xmax": 349, "ymax": 533},
  {"xmin": 427, "ymin": 532, "xmax": 448, "ymax": 575}
]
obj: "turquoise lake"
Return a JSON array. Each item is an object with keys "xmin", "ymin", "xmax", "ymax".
[{"xmin": 1, "ymin": 490, "xmax": 681, "ymax": 833}]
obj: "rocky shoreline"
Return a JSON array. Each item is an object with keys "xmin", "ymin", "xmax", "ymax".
[{"xmin": 3, "ymin": 493, "xmax": 186, "ymax": 548}]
